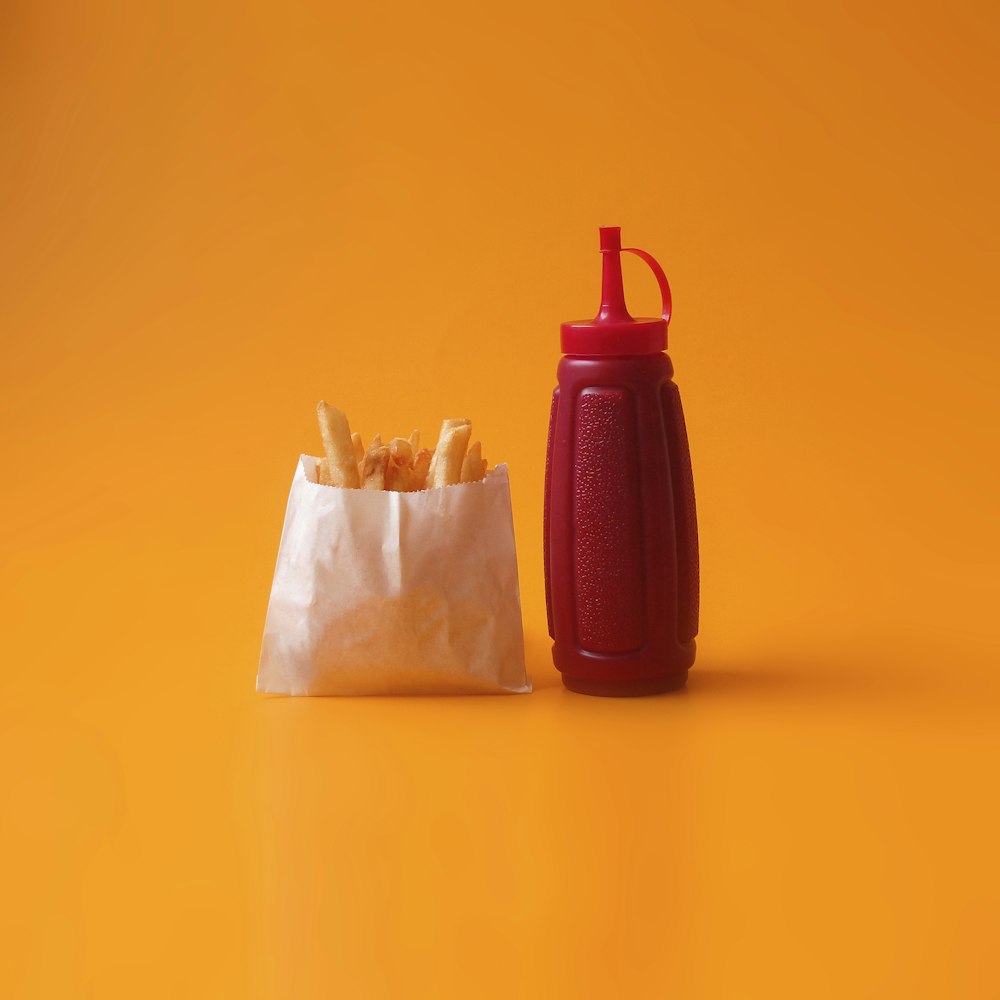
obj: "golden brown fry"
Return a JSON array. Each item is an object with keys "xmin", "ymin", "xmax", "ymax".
[
  {"xmin": 386, "ymin": 456, "xmax": 415, "ymax": 492},
  {"xmin": 359, "ymin": 433, "xmax": 388, "ymax": 489},
  {"xmin": 360, "ymin": 445, "xmax": 390, "ymax": 490},
  {"xmin": 463, "ymin": 441, "xmax": 482, "ymax": 482},
  {"xmin": 428, "ymin": 419, "xmax": 472, "ymax": 488},
  {"xmin": 314, "ymin": 405, "xmax": 492, "ymax": 491},
  {"xmin": 316, "ymin": 401, "xmax": 360, "ymax": 489},
  {"xmin": 389, "ymin": 437, "xmax": 413, "ymax": 465},
  {"xmin": 411, "ymin": 448, "xmax": 433, "ymax": 490},
  {"xmin": 460, "ymin": 441, "xmax": 486, "ymax": 483}
]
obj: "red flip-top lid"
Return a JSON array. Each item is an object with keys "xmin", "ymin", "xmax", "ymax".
[{"xmin": 561, "ymin": 226, "xmax": 673, "ymax": 356}]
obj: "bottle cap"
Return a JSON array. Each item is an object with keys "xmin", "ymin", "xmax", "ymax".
[{"xmin": 561, "ymin": 226, "xmax": 672, "ymax": 356}]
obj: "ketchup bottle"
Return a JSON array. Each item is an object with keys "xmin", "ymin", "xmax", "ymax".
[{"xmin": 544, "ymin": 226, "xmax": 699, "ymax": 696}]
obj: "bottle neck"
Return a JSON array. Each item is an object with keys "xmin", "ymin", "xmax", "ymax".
[
  {"xmin": 558, "ymin": 352, "xmax": 673, "ymax": 378},
  {"xmin": 598, "ymin": 249, "xmax": 632, "ymax": 323}
]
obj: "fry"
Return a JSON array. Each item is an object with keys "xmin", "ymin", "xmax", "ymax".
[
  {"xmin": 428, "ymin": 419, "xmax": 472, "ymax": 488},
  {"xmin": 360, "ymin": 445, "xmax": 390, "ymax": 490},
  {"xmin": 314, "ymin": 405, "xmax": 492, "ymax": 492},
  {"xmin": 461, "ymin": 441, "xmax": 487, "ymax": 483},
  {"xmin": 386, "ymin": 456, "xmax": 415, "ymax": 492},
  {"xmin": 316, "ymin": 401, "xmax": 360, "ymax": 489},
  {"xmin": 412, "ymin": 448, "xmax": 433, "ymax": 490},
  {"xmin": 389, "ymin": 437, "xmax": 413, "ymax": 465}
]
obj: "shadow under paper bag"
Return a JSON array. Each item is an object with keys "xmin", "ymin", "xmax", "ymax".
[{"xmin": 257, "ymin": 456, "xmax": 531, "ymax": 695}]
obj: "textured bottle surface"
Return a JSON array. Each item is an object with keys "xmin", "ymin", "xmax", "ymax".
[
  {"xmin": 544, "ymin": 353, "xmax": 699, "ymax": 693},
  {"xmin": 572, "ymin": 388, "xmax": 645, "ymax": 652}
]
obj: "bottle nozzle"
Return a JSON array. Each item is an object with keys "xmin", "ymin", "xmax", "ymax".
[
  {"xmin": 560, "ymin": 226, "xmax": 671, "ymax": 356},
  {"xmin": 599, "ymin": 226, "xmax": 621, "ymax": 253},
  {"xmin": 598, "ymin": 226, "xmax": 630, "ymax": 322}
]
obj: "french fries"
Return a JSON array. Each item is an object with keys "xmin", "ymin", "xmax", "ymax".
[
  {"xmin": 386, "ymin": 454, "xmax": 414, "ymax": 492},
  {"xmin": 461, "ymin": 441, "xmax": 487, "ymax": 483},
  {"xmin": 427, "ymin": 419, "xmax": 472, "ymax": 489},
  {"xmin": 313, "ymin": 406, "xmax": 490, "ymax": 491},
  {"xmin": 412, "ymin": 448, "xmax": 432, "ymax": 490},
  {"xmin": 360, "ymin": 445, "xmax": 390, "ymax": 490},
  {"xmin": 316, "ymin": 402, "xmax": 361, "ymax": 489},
  {"xmin": 389, "ymin": 437, "xmax": 412, "ymax": 465}
]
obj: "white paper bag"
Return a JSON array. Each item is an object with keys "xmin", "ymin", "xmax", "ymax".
[{"xmin": 257, "ymin": 455, "xmax": 531, "ymax": 695}]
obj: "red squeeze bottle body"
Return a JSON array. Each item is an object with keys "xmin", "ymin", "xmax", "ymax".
[{"xmin": 544, "ymin": 227, "xmax": 699, "ymax": 696}]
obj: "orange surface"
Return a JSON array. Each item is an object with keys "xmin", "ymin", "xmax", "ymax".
[{"xmin": 2, "ymin": 2, "xmax": 999, "ymax": 997}]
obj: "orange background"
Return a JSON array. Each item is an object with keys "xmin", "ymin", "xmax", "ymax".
[{"xmin": 2, "ymin": 1, "xmax": 999, "ymax": 996}]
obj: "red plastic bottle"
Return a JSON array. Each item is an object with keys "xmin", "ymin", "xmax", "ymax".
[{"xmin": 544, "ymin": 226, "xmax": 699, "ymax": 696}]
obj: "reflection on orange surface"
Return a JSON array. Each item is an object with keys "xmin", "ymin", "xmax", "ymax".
[{"xmin": 1, "ymin": 1, "xmax": 999, "ymax": 996}]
